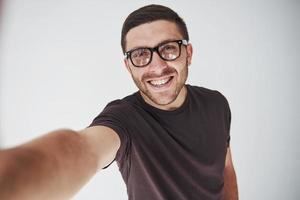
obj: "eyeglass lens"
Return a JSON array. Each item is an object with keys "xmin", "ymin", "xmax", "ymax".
[{"xmin": 130, "ymin": 41, "xmax": 181, "ymax": 67}]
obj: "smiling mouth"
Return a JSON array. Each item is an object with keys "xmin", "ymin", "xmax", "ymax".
[{"xmin": 147, "ymin": 76, "xmax": 174, "ymax": 88}]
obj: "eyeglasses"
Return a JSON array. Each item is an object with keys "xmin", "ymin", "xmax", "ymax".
[{"xmin": 124, "ymin": 39, "xmax": 188, "ymax": 68}]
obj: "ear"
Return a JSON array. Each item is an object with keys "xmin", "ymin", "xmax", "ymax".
[
  {"xmin": 186, "ymin": 43, "xmax": 193, "ymax": 66},
  {"xmin": 124, "ymin": 58, "xmax": 132, "ymax": 74}
]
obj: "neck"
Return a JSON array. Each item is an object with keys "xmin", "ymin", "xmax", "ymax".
[{"xmin": 140, "ymin": 85, "xmax": 187, "ymax": 111}]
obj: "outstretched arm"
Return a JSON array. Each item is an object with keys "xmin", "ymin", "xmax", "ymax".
[
  {"xmin": 0, "ymin": 126, "xmax": 120, "ymax": 200},
  {"xmin": 223, "ymin": 147, "xmax": 239, "ymax": 200}
]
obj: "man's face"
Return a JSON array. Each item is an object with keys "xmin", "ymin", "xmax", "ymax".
[{"xmin": 124, "ymin": 20, "xmax": 193, "ymax": 110}]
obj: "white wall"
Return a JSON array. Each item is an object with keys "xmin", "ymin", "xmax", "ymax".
[{"xmin": 0, "ymin": 0, "xmax": 299, "ymax": 199}]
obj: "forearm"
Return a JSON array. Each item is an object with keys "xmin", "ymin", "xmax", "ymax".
[
  {"xmin": 0, "ymin": 129, "xmax": 98, "ymax": 200},
  {"xmin": 223, "ymin": 165, "xmax": 239, "ymax": 200}
]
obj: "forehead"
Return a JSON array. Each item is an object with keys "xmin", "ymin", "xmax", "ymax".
[{"xmin": 125, "ymin": 20, "xmax": 183, "ymax": 51}]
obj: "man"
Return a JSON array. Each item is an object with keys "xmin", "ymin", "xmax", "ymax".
[{"xmin": 0, "ymin": 4, "xmax": 238, "ymax": 200}]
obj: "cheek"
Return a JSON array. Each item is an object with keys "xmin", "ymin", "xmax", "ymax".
[
  {"xmin": 168, "ymin": 60, "xmax": 186, "ymax": 74},
  {"xmin": 131, "ymin": 68, "xmax": 145, "ymax": 81},
  {"xmin": 171, "ymin": 51, "xmax": 188, "ymax": 69}
]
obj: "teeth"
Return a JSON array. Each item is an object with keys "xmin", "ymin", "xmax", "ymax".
[{"xmin": 150, "ymin": 77, "xmax": 170, "ymax": 86}]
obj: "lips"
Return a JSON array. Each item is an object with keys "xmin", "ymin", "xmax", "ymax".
[
  {"xmin": 142, "ymin": 67, "xmax": 177, "ymax": 89},
  {"xmin": 147, "ymin": 76, "xmax": 174, "ymax": 88}
]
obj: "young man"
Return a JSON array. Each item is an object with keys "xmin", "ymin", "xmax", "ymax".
[{"xmin": 0, "ymin": 4, "xmax": 238, "ymax": 200}]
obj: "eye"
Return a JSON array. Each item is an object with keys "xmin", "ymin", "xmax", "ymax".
[
  {"xmin": 131, "ymin": 48, "xmax": 151, "ymax": 58},
  {"xmin": 160, "ymin": 43, "xmax": 178, "ymax": 53}
]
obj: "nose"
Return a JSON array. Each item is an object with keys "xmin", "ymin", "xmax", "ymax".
[{"xmin": 149, "ymin": 51, "xmax": 167, "ymax": 71}]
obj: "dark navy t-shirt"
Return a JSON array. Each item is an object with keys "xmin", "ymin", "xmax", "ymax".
[{"xmin": 89, "ymin": 85, "xmax": 231, "ymax": 200}]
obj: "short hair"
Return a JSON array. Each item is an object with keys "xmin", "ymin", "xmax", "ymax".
[{"xmin": 121, "ymin": 4, "xmax": 189, "ymax": 53}]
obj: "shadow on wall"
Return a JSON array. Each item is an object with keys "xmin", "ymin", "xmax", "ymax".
[{"xmin": 0, "ymin": 0, "xmax": 4, "ymax": 148}]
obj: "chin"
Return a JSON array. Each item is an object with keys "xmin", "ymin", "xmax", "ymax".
[
  {"xmin": 151, "ymin": 98, "xmax": 175, "ymax": 106},
  {"xmin": 144, "ymin": 89, "xmax": 179, "ymax": 106}
]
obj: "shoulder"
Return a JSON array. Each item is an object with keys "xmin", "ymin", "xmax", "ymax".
[
  {"xmin": 187, "ymin": 85, "xmax": 231, "ymax": 121},
  {"xmin": 187, "ymin": 85, "xmax": 231, "ymax": 115},
  {"xmin": 101, "ymin": 92, "xmax": 139, "ymax": 116},
  {"xmin": 188, "ymin": 85, "xmax": 228, "ymax": 103},
  {"xmin": 89, "ymin": 93, "xmax": 140, "ymax": 135}
]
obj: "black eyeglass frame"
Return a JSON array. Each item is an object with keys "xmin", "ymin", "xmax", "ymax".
[{"xmin": 124, "ymin": 39, "xmax": 188, "ymax": 68}]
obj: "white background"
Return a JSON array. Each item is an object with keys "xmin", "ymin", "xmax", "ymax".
[{"xmin": 0, "ymin": 0, "xmax": 299, "ymax": 199}]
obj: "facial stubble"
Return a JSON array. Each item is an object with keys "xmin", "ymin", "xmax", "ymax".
[{"xmin": 131, "ymin": 60, "xmax": 189, "ymax": 107}]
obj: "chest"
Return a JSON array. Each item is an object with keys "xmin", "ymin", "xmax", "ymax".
[{"xmin": 128, "ymin": 109, "xmax": 227, "ymax": 166}]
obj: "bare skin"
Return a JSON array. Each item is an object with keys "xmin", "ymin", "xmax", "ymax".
[
  {"xmin": 224, "ymin": 148, "xmax": 239, "ymax": 200},
  {"xmin": 0, "ymin": 127, "xmax": 120, "ymax": 200},
  {"xmin": 124, "ymin": 20, "xmax": 193, "ymax": 110},
  {"xmin": 0, "ymin": 20, "xmax": 238, "ymax": 200}
]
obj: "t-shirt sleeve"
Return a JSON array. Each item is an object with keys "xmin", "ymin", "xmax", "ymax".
[
  {"xmin": 223, "ymin": 95, "xmax": 231, "ymax": 147},
  {"xmin": 215, "ymin": 91, "xmax": 231, "ymax": 147},
  {"xmin": 88, "ymin": 100, "xmax": 130, "ymax": 169}
]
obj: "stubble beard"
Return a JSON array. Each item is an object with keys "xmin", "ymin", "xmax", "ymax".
[{"xmin": 132, "ymin": 61, "xmax": 189, "ymax": 106}]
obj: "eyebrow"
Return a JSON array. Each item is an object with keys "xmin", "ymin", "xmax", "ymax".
[{"xmin": 127, "ymin": 38, "xmax": 181, "ymax": 52}]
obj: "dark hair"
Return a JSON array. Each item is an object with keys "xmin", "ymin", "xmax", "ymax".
[{"xmin": 121, "ymin": 4, "xmax": 189, "ymax": 53}]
